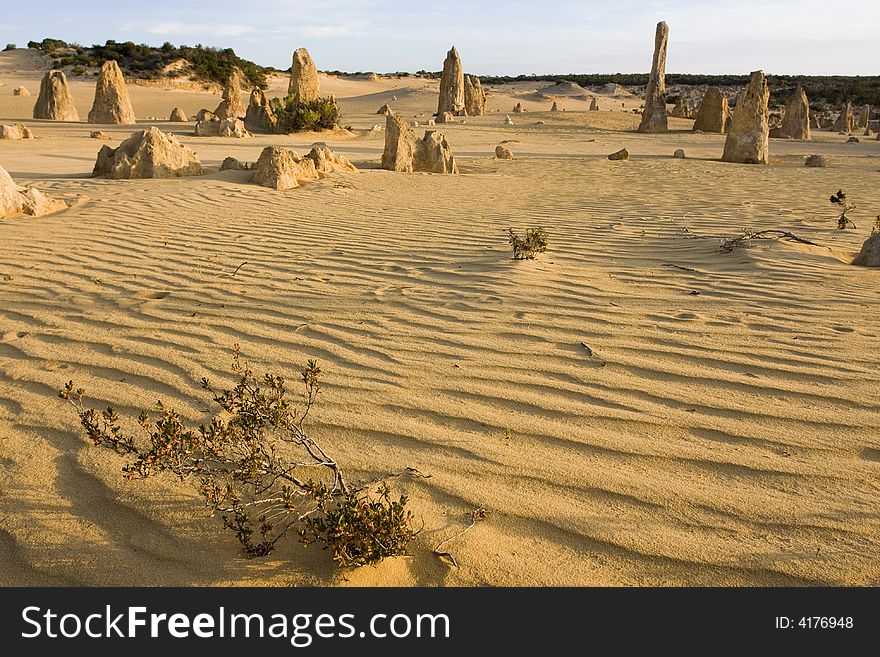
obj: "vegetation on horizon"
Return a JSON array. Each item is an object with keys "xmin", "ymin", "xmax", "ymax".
[
  {"xmin": 59, "ymin": 347, "xmax": 415, "ymax": 567},
  {"xmin": 27, "ymin": 37, "xmax": 271, "ymax": 90},
  {"xmin": 379, "ymin": 69, "xmax": 880, "ymax": 109}
]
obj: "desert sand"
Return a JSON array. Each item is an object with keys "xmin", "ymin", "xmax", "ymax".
[{"xmin": 0, "ymin": 48, "xmax": 878, "ymax": 587}]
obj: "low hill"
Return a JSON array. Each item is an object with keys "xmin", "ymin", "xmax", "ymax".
[{"xmin": 23, "ymin": 37, "xmax": 273, "ymax": 90}]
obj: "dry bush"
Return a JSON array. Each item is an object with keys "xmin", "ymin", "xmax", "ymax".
[
  {"xmin": 60, "ymin": 347, "xmax": 414, "ymax": 567},
  {"xmin": 507, "ymin": 227, "xmax": 548, "ymax": 259}
]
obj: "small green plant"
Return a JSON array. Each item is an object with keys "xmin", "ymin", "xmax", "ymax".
[
  {"xmin": 830, "ymin": 189, "xmax": 856, "ymax": 229},
  {"xmin": 59, "ymin": 347, "xmax": 414, "ymax": 567},
  {"xmin": 507, "ymin": 227, "xmax": 548, "ymax": 259},
  {"xmin": 269, "ymin": 95, "xmax": 340, "ymax": 133},
  {"xmin": 4, "ymin": 44, "xmax": 16, "ymax": 52}
]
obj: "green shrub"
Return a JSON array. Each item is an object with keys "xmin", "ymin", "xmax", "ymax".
[
  {"xmin": 4, "ymin": 44, "xmax": 16, "ymax": 52},
  {"xmin": 507, "ymin": 227, "xmax": 548, "ymax": 259},
  {"xmin": 269, "ymin": 95, "xmax": 341, "ymax": 133},
  {"xmin": 59, "ymin": 348, "xmax": 415, "ymax": 567}
]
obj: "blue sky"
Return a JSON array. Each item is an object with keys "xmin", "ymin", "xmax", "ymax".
[{"xmin": 2, "ymin": 1, "xmax": 877, "ymax": 75}]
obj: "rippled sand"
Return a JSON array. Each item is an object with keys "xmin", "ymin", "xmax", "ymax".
[{"xmin": 1, "ymin": 49, "xmax": 879, "ymax": 586}]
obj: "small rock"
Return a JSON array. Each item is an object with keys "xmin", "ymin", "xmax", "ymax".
[
  {"xmin": 495, "ymin": 144, "xmax": 515, "ymax": 159},
  {"xmin": 673, "ymin": 148, "xmax": 685, "ymax": 158},
  {"xmin": 608, "ymin": 148, "xmax": 629, "ymax": 161},
  {"xmin": 13, "ymin": 86, "xmax": 30, "ymax": 96},
  {"xmin": 0, "ymin": 123, "xmax": 34, "ymax": 140},
  {"xmin": 219, "ymin": 157, "xmax": 248, "ymax": 171},
  {"xmin": 846, "ymin": 136, "xmax": 860, "ymax": 143},
  {"xmin": 804, "ymin": 154, "xmax": 828, "ymax": 167},
  {"xmin": 90, "ymin": 130, "xmax": 110, "ymax": 140},
  {"xmin": 169, "ymin": 107, "xmax": 188, "ymax": 122}
]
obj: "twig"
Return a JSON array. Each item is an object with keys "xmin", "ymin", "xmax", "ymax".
[
  {"xmin": 433, "ymin": 505, "xmax": 489, "ymax": 568},
  {"xmin": 719, "ymin": 230, "xmax": 820, "ymax": 253},
  {"xmin": 231, "ymin": 261, "xmax": 248, "ymax": 277},
  {"xmin": 662, "ymin": 263, "xmax": 698, "ymax": 272},
  {"xmin": 358, "ymin": 466, "xmax": 432, "ymax": 489}
]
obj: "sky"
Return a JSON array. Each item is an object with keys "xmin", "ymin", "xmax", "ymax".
[{"xmin": 1, "ymin": 0, "xmax": 877, "ymax": 76}]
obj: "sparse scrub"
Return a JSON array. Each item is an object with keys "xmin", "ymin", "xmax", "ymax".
[
  {"xmin": 30, "ymin": 37, "xmax": 268, "ymax": 89},
  {"xmin": 59, "ymin": 347, "xmax": 415, "ymax": 567},
  {"xmin": 269, "ymin": 95, "xmax": 340, "ymax": 132},
  {"xmin": 507, "ymin": 227, "xmax": 548, "ymax": 259}
]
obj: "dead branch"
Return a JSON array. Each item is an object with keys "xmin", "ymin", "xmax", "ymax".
[
  {"xmin": 718, "ymin": 230, "xmax": 821, "ymax": 254},
  {"xmin": 433, "ymin": 505, "xmax": 489, "ymax": 568}
]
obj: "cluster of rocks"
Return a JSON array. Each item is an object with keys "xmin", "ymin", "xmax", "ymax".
[
  {"xmin": 0, "ymin": 163, "xmax": 68, "ymax": 218},
  {"xmin": 381, "ymin": 114, "xmax": 457, "ymax": 173},
  {"xmin": 512, "ymin": 102, "xmax": 524, "ymax": 113},
  {"xmin": 0, "ymin": 123, "xmax": 34, "ymax": 140},
  {"xmin": 194, "ymin": 117, "xmax": 252, "ymax": 138},
  {"xmin": 251, "ymin": 145, "xmax": 356, "ymax": 190},
  {"xmin": 93, "ymin": 127, "xmax": 202, "ymax": 178},
  {"xmin": 436, "ymin": 46, "xmax": 485, "ymax": 121},
  {"xmin": 32, "ymin": 62, "xmax": 139, "ymax": 125}
]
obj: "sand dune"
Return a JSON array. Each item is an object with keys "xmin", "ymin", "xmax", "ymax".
[{"xmin": 1, "ymin": 49, "xmax": 879, "ymax": 586}]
